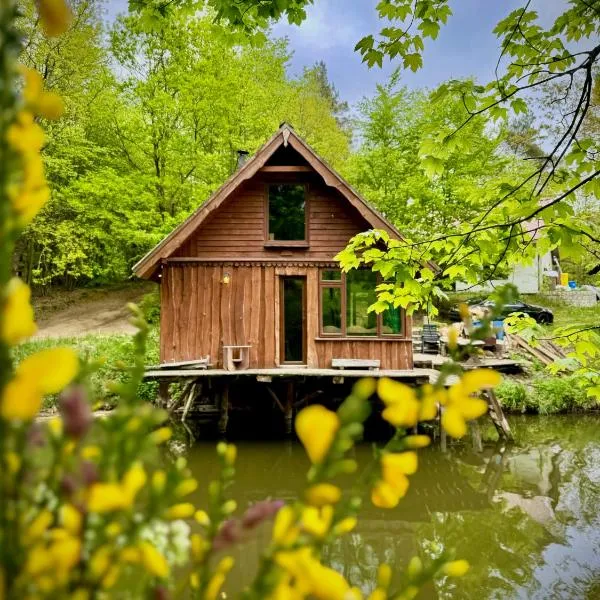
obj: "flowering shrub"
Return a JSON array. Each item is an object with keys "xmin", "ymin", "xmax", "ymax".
[{"xmin": 0, "ymin": 2, "xmax": 502, "ymax": 598}]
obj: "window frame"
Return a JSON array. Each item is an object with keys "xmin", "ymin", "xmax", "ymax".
[
  {"xmin": 264, "ymin": 182, "xmax": 309, "ymax": 247},
  {"xmin": 318, "ymin": 269, "xmax": 406, "ymax": 339}
]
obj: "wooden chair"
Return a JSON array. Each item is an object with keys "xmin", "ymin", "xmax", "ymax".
[{"xmin": 421, "ymin": 323, "xmax": 442, "ymax": 355}]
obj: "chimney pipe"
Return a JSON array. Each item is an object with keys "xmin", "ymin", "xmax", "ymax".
[{"xmin": 236, "ymin": 150, "xmax": 249, "ymax": 170}]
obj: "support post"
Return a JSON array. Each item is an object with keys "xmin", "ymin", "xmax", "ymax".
[
  {"xmin": 218, "ymin": 383, "xmax": 229, "ymax": 436},
  {"xmin": 485, "ymin": 389, "xmax": 513, "ymax": 441},
  {"xmin": 470, "ymin": 418, "xmax": 483, "ymax": 453},
  {"xmin": 158, "ymin": 380, "xmax": 170, "ymax": 409},
  {"xmin": 284, "ymin": 381, "xmax": 294, "ymax": 435}
]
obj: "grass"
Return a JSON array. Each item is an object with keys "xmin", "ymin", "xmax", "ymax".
[
  {"xmin": 12, "ymin": 327, "xmax": 160, "ymax": 410},
  {"xmin": 526, "ymin": 293, "xmax": 600, "ymax": 332}
]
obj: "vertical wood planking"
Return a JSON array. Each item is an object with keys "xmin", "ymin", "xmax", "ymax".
[
  {"xmin": 306, "ymin": 268, "xmax": 318, "ymax": 367},
  {"xmin": 250, "ymin": 266, "xmax": 261, "ymax": 367},
  {"xmin": 264, "ymin": 267, "xmax": 275, "ymax": 367}
]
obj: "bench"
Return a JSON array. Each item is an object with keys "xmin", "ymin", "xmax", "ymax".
[
  {"xmin": 331, "ymin": 358, "xmax": 381, "ymax": 370},
  {"xmin": 223, "ymin": 345, "xmax": 252, "ymax": 371}
]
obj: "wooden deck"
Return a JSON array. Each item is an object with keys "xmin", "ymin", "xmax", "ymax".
[
  {"xmin": 144, "ymin": 367, "xmax": 436, "ymax": 382},
  {"xmin": 413, "ymin": 353, "xmax": 523, "ymax": 372}
]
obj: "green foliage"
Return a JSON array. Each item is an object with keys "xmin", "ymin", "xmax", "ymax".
[
  {"xmin": 11, "ymin": 328, "xmax": 160, "ymax": 407},
  {"xmin": 16, "ymin": 1, "xmax": 349, "ymax": 289},
  {"xmin": 497, "ymin": 375, "xmax": 597, "ymax": 414},
  {"xmin": 140, "ymin": 289, "xmax": 161, "ymax": 325}
]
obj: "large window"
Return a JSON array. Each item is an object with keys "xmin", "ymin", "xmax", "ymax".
[
  {"xmin": 320, "ymin": 269, "xmax": 404, "ymax": 337},
  {"xmin": 268, "ymin": 184, "xmax": 306, "ymax": 241}
]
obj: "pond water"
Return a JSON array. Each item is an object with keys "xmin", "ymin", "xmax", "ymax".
[{"xmin": 185, "ymin": 415, "xmax": 600, "ymax": 599}]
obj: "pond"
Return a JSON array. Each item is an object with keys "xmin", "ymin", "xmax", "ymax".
[{"xmin": 185, "ymin": 415, "xmax": 600, "ymax": 599}]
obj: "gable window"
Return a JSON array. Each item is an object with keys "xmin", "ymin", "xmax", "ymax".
[
  {"xmin": 268, "ymin": 184, "xmax": 306, "ymax": 241},
  {"xmin": 319, "ymin": 269, "xmax": 404, "ymax": 337}
]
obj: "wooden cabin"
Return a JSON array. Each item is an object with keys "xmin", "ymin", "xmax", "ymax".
[{"xmin": 133, "ymin": 124, "xmax": 413, "ymax": 371}]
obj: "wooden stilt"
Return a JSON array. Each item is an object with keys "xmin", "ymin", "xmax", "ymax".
[
  {"xmin": 158, "ymin": 380, "xmax": 170, "ymax": 409},
  {"xmin": 439, "ymin": 405, "xmax": 447, "ymax": 453},
  {"xmin": 470, "ymin": 418, "xmax": 483, "ymax": 453},
  {"xmin": 182, "ymin": 383, "xmax": 202, "ymax": 424},
  {"xmin": 485, "ymin": 389, "xmax": 513, "ymax": 441},
  {"xmin": 284, "ymin": 381, "xmax": 294, "ymax": 435},
  {"xmin": 218, "ymin": 383, "xmax": 229, "ymax": 436},
  {"xmin": 266, "ymin": 385, "xmax": 285, "ymax": 413}
]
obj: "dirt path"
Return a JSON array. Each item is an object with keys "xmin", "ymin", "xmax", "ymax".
[{"xmin": 33, "ymin": 282, "xmax": 156, "ymax": 339}]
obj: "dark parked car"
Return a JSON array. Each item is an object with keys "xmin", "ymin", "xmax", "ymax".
[{"xmin": 443, "ymin": 299, "xmax": 554, "ymax": 324}]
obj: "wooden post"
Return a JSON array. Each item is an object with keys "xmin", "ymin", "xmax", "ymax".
[
  {"xmin": 218, "ymin": 383, "xmax": 229, "ymax": 436},
  {"xmin": 470, "ymin": 418, "xmax": 483, "ymax": 453},
  {"xmin": 284, "ymin": 381, "xmax": 294, "ymax": 435},
  {"xmin": 485, "ymin": 389, "xmax": 514, "ymax": 441},
  {"xmin": 439, "ymin": 405, "xmax": 447, "ymax": 453},
  {"xmin": 158, "ymin": 380, "xmax": 170, "ymax": 409}
]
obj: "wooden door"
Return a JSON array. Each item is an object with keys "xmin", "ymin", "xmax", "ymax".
[{"xmin": 280, "ymin": 277, "xmax": 306, "ymax": 364}]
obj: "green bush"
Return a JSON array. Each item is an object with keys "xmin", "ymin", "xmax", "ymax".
[
  {"xmin": 497, "ymin": 375, "xmax": 598, "ymax": 414},
  {"xmin": 12, "ymin": 329, "xmax": 160, "ymax": 409},
  {"xmin": 140, "ymin": 289, "xmax": 161, "ymax": 325}
]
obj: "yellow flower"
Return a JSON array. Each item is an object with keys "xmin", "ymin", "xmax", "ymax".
[
  {"xmin": 81, "ymin": 445, "xmax": 101, "ymax": 460},
  {"xmin": 150, "ymin": 426, "xmax": 172, "ymax": 444},
  {"xmin": 17, "ymin": 347, "xmax": 79, "ymax": 394},
  {"xmin": 87, "ymin": 483, "xmax": 125, "ymax": 513},
  {"xmin": 301, "ymin": 505, "xmax": 333, "ymax": 538},
  {"xmin": 194, "ymin": 510, "xmax": 210, "ymax": 526},
  {"xmin": 174, "ymin": 478, "xmax": 198, "ymax": 497},
  {"xmin": 60, "ymin": 504, "xmax": 82, "ymax": 535},
  {"xmin": 122, "ymin": 462, "xmax": 147, "ymax": 504},
  {"xmin": 190, "ymin": 533, "xmax": 208, "ymax": 562},
  {"xmin": 378, "ymin": 379, "xmax": 420, "ymax": 428},
  {"xmin": 403, "ymin": 435, "xmax": 430, "ymax": 449},
  {"xmin": 51, "ymin": 535, "xmax": 81, "ymax": 576},
  {"xmin": 37, "ymin": 91, "xmax": 65, "ymax": 120},
  {"xmin": 305, "ymin": 483, "xmax": 342, "ymax": 507},
  {"xmin": 152, "ymin": 470, "xmax": 167, "ymax": 493},
  {"xmin": 25, "ymin": 509, "xmax": 53, "ymax": 542},
  {"xmin": 333, "ymin": 517, "xmax": 357, "ymax": 535},
  {"xmin": 440, "ymin": 369, "xmax": 499, "ymax": 438},
  {"xmin": 407, "ymin": 556, "xmax": 423, "ymax": 579},
  {"xmin": 442, "ymin": 559, "xmax": 470, "ymax": 577},
  {"xmin": 4, "ymin": 451, "xmax": 21, "ymax": 474},
  {"xmin": 38, "ymin": 0, "xmax": 73, "ymax": 37},
  {"xmin": 272, "ymin": 505, "xmax": 299, "ymax": 547},
  {"xmin": 139, "ymin": 542, "xmax": 169, "ymax": 578},
  {"xmin": 205, "ymin": 556, "xmax": 234, "ymax": 600},
  {"xmin": 120, "ymin": 546, "xmax": 141, "ymax": 563},
  {"xmin": 102, "ymin": 565, "xmax": 120, "ymax": 589},
  {"xmin": 48, "ymin": 416, "xmax": 63, "ymax": 437},
  {"xmin": 165, "ymin": 503, "xmax": 195, "ymax": 520},
  {"xmin": 305, "ymin": 562, "xmax": 351, "ymax": 600},
  {"xmin": 1, "ymin": 278, "xmax": 36, "ymax": 344},
  {"xmin": 6, "ymin": 112, "xmax": 45, "ymax": 153},
  {"xmin": 382, "ymin": 451, "xmax": 418, "ymax": 478},
  {"xmin": 295, "ymin": 405, "xmax": 340, "ymax": 464},
  {"xmin": 371, "ymin": 478, "xmax": 408, "ymax": 509},
  {"xmin": 90, "ymin": 546, "xmax": 112, "ymax": 578},
  {"xmin": 105, "ymin": 522, "xmax": 122, "ymax": 538},
  {"xmin": 377, "ymin": 563, "xmax": 392, "ymax": 589}
]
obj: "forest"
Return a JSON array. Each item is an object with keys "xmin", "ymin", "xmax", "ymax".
[{"xmin": 17, "ymin": 0, "xmax": 599, "ymax": 291}]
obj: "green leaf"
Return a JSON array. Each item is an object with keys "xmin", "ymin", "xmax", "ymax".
[{"xmin": 403, "ymin": 53, "xmax": 423, "ymax": 72}]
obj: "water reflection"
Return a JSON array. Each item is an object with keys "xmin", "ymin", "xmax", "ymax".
[{"xmin": 185, "ymin": 415, "xmax": 600, "ymax": 599}]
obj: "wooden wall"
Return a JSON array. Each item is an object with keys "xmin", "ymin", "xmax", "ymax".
[
  {"xmin": 160, "ymin": 263, "xmax": 413, "ymax": 369},
  {"xmin": 174, "ymin": 174, "xmax": 367, "ymax": 261}
]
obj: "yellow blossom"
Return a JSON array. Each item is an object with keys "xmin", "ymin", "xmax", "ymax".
[
  {"xmin": 17, "ymin": 347, "xmax": 78, "ymax": 394},
  {"xmin": 152, "ymin": 470, "xmax": 167, "ymax": 493},
  {"xmin": 60, "ymin": 504, "xmax": 82, "ymax": 535},
  {"xmin": 382, "ymin": 452, "xmax": 418, "ymax": 479},
  {"xmin": 48, "ymin": 416, "xmax": 63, "ymax": 437},
  {"xmin": 51, "ymin": 535, "xmax": 81, "ymax": 576},
  {"xmin": 407, "ymin": 556, "xmax": 423, "ymax": 579},
  {"xmin": 403, "ymin": 435, "xmax": 431, "ymax": 449},
  {"xmin": 333, "ymin": 517, "xmax": 357, "ymax": 535},
  {"xmin": 174, "ymin": 478, "xmax": 198, "ymax": 497},
  {"xmin": 122, "ymin": 462, "xmax": 147, "ymax": 504},
  {"xmin": 87, "ymin": 483, "xmax": 126, "ymax": 513},
  {"xmin": 38, "ymin": 0, "xmax": 73, "ymax": 37},
  {"xmin": 190, "ymin": 533, "xmax": 208, "ymax": 562},
  {"xmin": 205, "ymin": 556, "xmax": 234, "ymax": 600},
  {"xmin": 105, "ymin": 522, "xmax": 122, "ymax": 538},
  {"xmin": 442, "ymin": 560, "xmax": 470, "ymax": 577},
  {"xmin": 1, "ymin": 278, "xmax": 36, "ymax": 344},
  {"xmin": 102, "ymin": 565, "xmax": 120, "ymax": 589},
  {"xmin": 377, "ymin": 563, "xmax": 392, "ymax": 589},
  {"xmin": 139, "ymin": 542, "xmax": 169, "ymax": 578},
  {"xmin": 371, "ymin": 480, "xmax": 404, "ymax": 509},
  {"xmin": 224, "ymin": 443, "xmax": 237, "ymax": 466},
  {"xmin": 5, "ymin": 451, "xmax": 21, "ymax": 474},
  {"xmin": 6, "ymin": 112, "xmax": 45, "ymax": 153},
  {"xmin": 301, "ymin": 505, "xmax": 333, "ymax": 538},
  {"xmin": 190, "ymin": 572, "xmax": 200, "ymax": 589},
  {"xmin": 165, "ymin": 503, "xmax": 195, "ymax": 520},
  {"xmin": 305, "ymin": 483, "xmax": 342, "ymax": 507},
  {"xmin": 378, "ymin": 379, "xmax": 420, "ymax": 428},
  {"xmin": 25, "ymin": 543, "xmax": 53, "ymax": 575},
  {"xmin": 194, "ymin": 510, "xmax": 210, "ymax": 526},
  {"xmin": 150, "ymin": 426, "xmax": 172, "ymax": 445},
  {"xmin": 295, "ymin": 405, "xmax": 340, "ymax": 464},
  {"xmin": 89, "ymin": 546, "xmax": 112, "ymax": 578},
  {"xmin": 272, "ymin": 505, "xmax": 299, "ymax": 546},
  {"xmin": 37, "ymin": 91, "xmax": 65, "ymax": 120},
  {"xmin": 81, "ymin": 445, "xmax": 101, "ymax": 460},
  {"xmin": 25, "ymin": 509, "xmax": 53, "ymax": 542},
  {"xmin": 120, "ymin": 546, "xmax": 141, "ymax": 563}
]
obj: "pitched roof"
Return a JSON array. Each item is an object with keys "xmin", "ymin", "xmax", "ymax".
[{"xmin": 133, "ymin": 123, "xmax": 404, "ymax": 279}]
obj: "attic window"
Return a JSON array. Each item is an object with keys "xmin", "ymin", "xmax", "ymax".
[{"xmin": 268, "ymin": 184, "xmax": 306, "ymax": 241}]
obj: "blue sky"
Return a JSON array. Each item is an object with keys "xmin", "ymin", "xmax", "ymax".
[{"xmin": 104, "ymin": 0, "xmax": 570, "ymax": 105}]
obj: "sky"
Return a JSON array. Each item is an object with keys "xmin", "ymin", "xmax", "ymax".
[{"xmin": 104, "ymin": 0, "xmax": 571, "ymax": 106}]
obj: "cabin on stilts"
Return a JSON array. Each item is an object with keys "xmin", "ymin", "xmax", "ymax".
[{"xmin": 134, "ymin": 123, "xmax": 415, "ymax": 372}]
